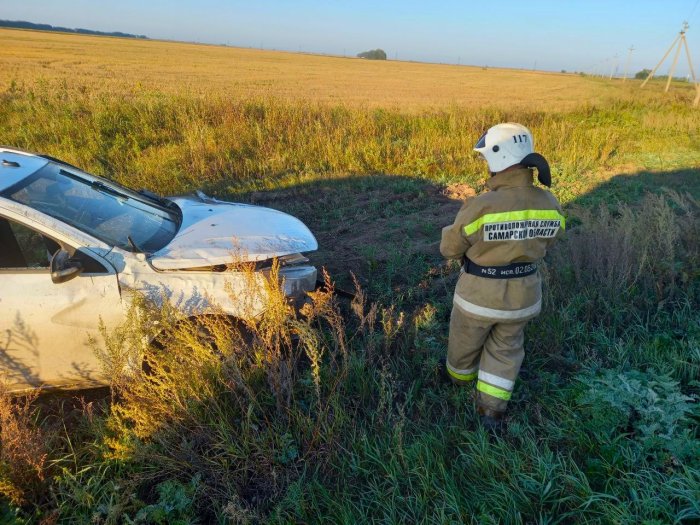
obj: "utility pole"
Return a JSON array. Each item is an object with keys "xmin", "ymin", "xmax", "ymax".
[
  {"xmin": 642, "ymin": 22, "xmax": 688, "ymax": 91},
  {"xmin": 609, "ymin": 54, "xmax": 618, "ymax": 80},
  {"xmin": 642, "ymin": 21, "xmax": 699, "ymax": 106},
  {"xmin": 622, "ymin": 45, "xmax": 634, "ymax": 82},
  {"xmin": 666, "ymin": 34, "xmax": 684, "ymax": 91}
]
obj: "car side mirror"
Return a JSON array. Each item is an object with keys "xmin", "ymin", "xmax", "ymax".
[{"xmin": 50, "ymin": 249, "xmax": 83, "ymax": 284}]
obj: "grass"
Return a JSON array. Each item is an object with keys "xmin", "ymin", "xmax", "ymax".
[
  {"xmin": 2, "ymin": 82, "xmax": 699, "ymax": 202},
  {"xmin": 0, "ymin": 29, "xmax": 699, "ymax": 523}
]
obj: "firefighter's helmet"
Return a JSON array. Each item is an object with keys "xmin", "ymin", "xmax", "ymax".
[{"xmin": 474, "ymin": 122, "xmax": 551, "ymax": 186}]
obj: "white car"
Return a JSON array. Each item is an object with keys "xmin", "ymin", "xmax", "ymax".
[{"xmin": 0, "ymin": 147, "xmax": 318, "ymax": 391}]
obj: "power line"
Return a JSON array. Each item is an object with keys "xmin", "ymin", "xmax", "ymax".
[{"xmin": 689, "ymin": 0, "xmax": 700, "ymax": 20}]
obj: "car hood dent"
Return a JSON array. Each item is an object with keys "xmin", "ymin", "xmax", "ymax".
[{"xmin": 149, "ymin": 197, "xmax": 317, "ymax": 270}]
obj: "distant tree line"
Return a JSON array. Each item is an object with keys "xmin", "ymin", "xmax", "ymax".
[
  {"xmin": 635, "ymin": 68, "xmax": 691, "ymax": 82},
  {"xmin": 357, "ymin": 49, "xmax": 387, "ymax": 60},
  {"xmin": 0, "ymin": 19, "xmax": 148, "ymax": 39}
]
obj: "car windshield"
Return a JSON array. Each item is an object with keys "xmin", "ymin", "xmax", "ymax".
[{"xmin": 1, "ymin": 162, "xmax": 180, "ymax": 253}]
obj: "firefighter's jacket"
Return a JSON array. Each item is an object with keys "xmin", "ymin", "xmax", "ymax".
[{"xmin": 440, "ymin": 168, "xmax": 565, "ymax": 322}]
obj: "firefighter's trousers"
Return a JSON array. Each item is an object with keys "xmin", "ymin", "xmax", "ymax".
[{"xmin": 446, "ymin": 306, "xmax": 527, "ymax": 413}]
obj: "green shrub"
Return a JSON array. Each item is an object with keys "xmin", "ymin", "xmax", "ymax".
[
  {"xmin": 577, "ymin": 369, "xmax": 699, "ymax": 464},
  {"xmin": 131, "ymin": 476, "xmax": 200, "ymax": 525}
]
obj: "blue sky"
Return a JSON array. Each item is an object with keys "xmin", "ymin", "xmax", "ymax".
[{"xmin": 3, "ymin": 1, "xmax": 700, "ymax": 75}]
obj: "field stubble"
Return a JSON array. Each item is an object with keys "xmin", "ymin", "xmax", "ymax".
[{"xmin": 1, "ymin": 28, "xmax": 678, "ymax": 111}]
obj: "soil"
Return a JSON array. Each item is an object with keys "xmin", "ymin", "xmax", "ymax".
[{"xmin": 242, "ymin": 177, "xmax": 475, "ymax": 290}]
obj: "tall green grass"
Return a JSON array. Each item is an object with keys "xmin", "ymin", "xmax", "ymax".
[{"xmin": 2, "ymin": 82, "xmax": 699, "ymax": 203}]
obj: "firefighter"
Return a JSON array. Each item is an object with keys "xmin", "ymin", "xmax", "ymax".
[{"xmin": 440, "ymin": 122, "xmax": 565, "ymax": 431}]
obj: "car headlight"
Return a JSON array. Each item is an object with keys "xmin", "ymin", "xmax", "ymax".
[{"xmin": 271, "ymin": 253, "xmax": 315, "ymax": 298}]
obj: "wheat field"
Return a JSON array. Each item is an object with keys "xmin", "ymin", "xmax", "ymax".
[{"xmin": 4, "ymin": 27, "xmax": 695, "ymax": 111}]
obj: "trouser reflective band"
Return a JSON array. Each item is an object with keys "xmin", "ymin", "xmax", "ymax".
[
  {"xmin": 477, "ymin": 380, "xmax": 512, "ymax": 401},
  {"xmin": 446, "ymin": 362, "xmax": 477, "ymax": 382},
  {"xmin": 453, "ymin": 293, "xmax": 541, "ymax": 321}
]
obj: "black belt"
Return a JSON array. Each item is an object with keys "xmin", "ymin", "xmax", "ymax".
[{"xmin": 462, "ymin": 258, "xmax": 537, "ymax": 279}]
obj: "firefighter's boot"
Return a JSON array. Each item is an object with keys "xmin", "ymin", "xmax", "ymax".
[{"xmin": 477, "ymin": 405, "xmax": 505, "ymax": 434}]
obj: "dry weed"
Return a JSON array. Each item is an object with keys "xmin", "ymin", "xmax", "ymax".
[
  {"xmin": 89, "ymin": 259, "xmax": 350, "ymax": 513},
  {"xmin": 0, "ymin": 384, "xmax": 50, "ymax": 505},
  {"xmin": 545, "ymin": 192, "xmax": 699, "ymax": 312}
]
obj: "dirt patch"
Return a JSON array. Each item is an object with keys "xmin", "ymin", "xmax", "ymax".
[
  {"xmin": 442, "ymin": 182, "xmax": 477, "ymax": 202},
  {"xmin": 240, "ymin": 175, "xmax": 470, "ymax": 292}
]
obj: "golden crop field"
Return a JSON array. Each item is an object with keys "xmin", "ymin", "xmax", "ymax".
[{"xmin": 0, "ymin": 27, "xmax": 682, "ymax": 112}]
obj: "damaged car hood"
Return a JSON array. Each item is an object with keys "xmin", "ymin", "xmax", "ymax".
[{"xmin": 149, "ymin": 197, "xmax": 317, "ymax": 270}]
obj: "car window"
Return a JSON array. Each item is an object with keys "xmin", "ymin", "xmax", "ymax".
[
  {"xmin": 0, "ymin": 217, "xmax": 108, "ymax": 274},
  {"xmin": 0, "ymin": 218, "xmax": 55, "ymax": 269},
  {"xmin": 2, "ymin": 163, "xmax": 179, "ymax": 253}
]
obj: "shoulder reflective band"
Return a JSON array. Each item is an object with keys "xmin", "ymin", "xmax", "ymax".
[
  {"xmin": 464, "ymin": 209, "xmax": 566, "ymax": 237},
  {"xmin": 477, "ymin": 380, "xmax": 512, "ymax": 401}
]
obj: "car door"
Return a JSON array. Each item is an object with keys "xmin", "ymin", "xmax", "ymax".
[{"xmin": 0, "ymin": 216, "xmax": 124, "ymax": 390}]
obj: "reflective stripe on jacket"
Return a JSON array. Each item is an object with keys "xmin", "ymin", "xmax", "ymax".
[{"xmin": 440, "ymin": 167, "xmax": 565, "ymax": 322}]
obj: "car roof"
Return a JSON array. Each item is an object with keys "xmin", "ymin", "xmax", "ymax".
[{"xmin": 0, "ymin": 148, "xmax": 49, "ymax": 193}]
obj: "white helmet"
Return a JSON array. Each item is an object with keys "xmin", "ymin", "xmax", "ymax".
[
  {"xmin": 474, "ymin": 122, "xmax": 551, "ymax": 186},
  {"xmin": 474, "ymin": 122, "xmax": 533, "ymax": 173}
]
